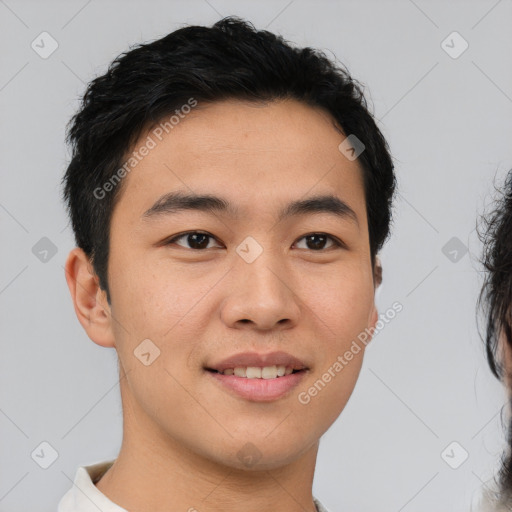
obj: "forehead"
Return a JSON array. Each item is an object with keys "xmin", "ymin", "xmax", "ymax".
[{"xmin": 113, "ymin": 98, "xmax": 367, "ymax": 225}]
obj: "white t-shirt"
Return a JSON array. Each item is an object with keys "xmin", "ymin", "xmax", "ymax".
[{"xmin": 57, "ymin": 459, "xmax": 331, "ymax": 512}]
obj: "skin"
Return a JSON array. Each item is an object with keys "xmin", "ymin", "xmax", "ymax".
[{"xmin": 65, "ymin": 98, "xmax": 381, "ymax": 512}]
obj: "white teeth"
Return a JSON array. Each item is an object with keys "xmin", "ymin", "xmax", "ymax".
[
  {"xmin": 246, "ymin": 367, "xmax": 262, "ymax": 379},
  {"xmin": 234, "ymin": 367, "xmax": 247, "ymax": 377},
  {"xmin": 219, "ymin": 365, "xmax": 298, "ymax": 378},
  {"xmin": 261, "ymin": 366, "xmax": 277, "ymax": 379}
]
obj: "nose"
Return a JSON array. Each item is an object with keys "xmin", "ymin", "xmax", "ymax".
[{"xmin": 220, "ymin": 252, "xmax": 301, "ymax": 332}]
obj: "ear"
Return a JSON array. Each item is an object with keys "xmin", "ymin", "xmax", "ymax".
[
  {"xmin": 64, "ymin": 247, "xmax": 115, "ymax": 348},
  {"xmin": 367, "ymin": 302, "xmax": 378, "ymax": 343},
  {"xmin": 373, "ymin": 254, "xmax": 382, "ymax": 289},
  {"xmin": 365, "ymin": 255, "xmax": 382, "ymax": 345}
]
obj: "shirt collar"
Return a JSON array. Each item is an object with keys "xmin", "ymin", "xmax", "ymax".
[{"xmin": 58, "ymin": 459, "xmax": 127, "ymax": 512}]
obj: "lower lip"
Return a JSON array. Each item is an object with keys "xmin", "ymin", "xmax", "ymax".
[{"xmin": 205, "ymin": 370, "xmax": 307, "ymax": 402}]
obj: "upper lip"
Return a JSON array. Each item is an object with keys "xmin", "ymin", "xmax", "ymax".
[{"xmin": 205, "ymin": 351, "xmax": 309, "ymax": 372}]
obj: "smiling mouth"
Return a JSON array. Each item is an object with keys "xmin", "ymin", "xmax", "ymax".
[
  {"xmin": 205, "ymin": 366, "xmax": 305, "ymax": 378},
  {"xmin": 204, "ymin": 366, "xmax": 308, "ymax": 402}
]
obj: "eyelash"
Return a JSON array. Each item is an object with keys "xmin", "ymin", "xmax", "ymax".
[{"xmin": 164, "ymin": 231, "xmax": 345, "ymax": 251}]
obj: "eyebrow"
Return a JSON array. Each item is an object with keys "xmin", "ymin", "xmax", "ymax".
[{"xmin": 141, "ymin": 191, "xmax": 359, "ymax": 227}]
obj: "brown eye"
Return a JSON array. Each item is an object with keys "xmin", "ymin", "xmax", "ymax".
[
  {"xmin": 165, "ymin": 231, "xmax": 345, "ymax": 252},
  {"xmin": 166, "ymin": 231, "xmax": 221, "ymax": 250},
  {"xmin": 294, "ymin": 233, "xmax": 344, "ymax": 251}
]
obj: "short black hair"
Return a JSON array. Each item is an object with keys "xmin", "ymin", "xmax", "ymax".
[
  {"xmin": 478, "ymin": 168, "xmax": 512, "ymax": 506},
  {"xmin": 62, "ymin": 16, "xmax": 396, "ymax": 304}
]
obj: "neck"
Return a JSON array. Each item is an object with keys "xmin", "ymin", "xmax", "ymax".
[{"xmin": 95, "ymin": 378, "xmax": 320, "ymax": 512}]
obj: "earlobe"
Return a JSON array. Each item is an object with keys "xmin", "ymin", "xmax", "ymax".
[
  {"xmin": 374, "ymin": 255, "xmax": 382, "ymax": 289},
  {"xmin": 370, "ymin": 303, "xmax": 378, "ymax": 331},
  {"xmin": 368, "ymin": 255, "xmax": 382, "ymax": 342},
  {"xmin": 366, "ymin": 254, "xmax": 381, "ymax": 345},
  {"xmin": 363, "ymin": 304, "xmax": 379, "ymax": 348},
  {"xmin": 64, "ymin": 247, "xmax": 116, "ymax": 348}
]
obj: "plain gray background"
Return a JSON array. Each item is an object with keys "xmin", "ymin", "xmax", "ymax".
[{"xmin": 1, "ymin": 1, "xmax": 512, "ymax": 510}]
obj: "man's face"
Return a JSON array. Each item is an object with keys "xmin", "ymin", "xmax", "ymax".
[{"xmin": 96, "ymin": 98, "xmax": 378, "ymax": 468}]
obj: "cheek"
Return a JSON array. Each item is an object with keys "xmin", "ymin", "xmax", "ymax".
[
  {"xmin": 110, "ymin": 258, "xmax": 221, "ymax": 365},
  {"xmin": 294, "ymin": 268, "xmax": 372, "ymax": 409},
  {"xmin": 109, "ymin": 253, "xmax": 177, "ymax": 330},
  {"xmin": 301, "ymin": 266, "xmax": 374, "ymax": 335}
]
